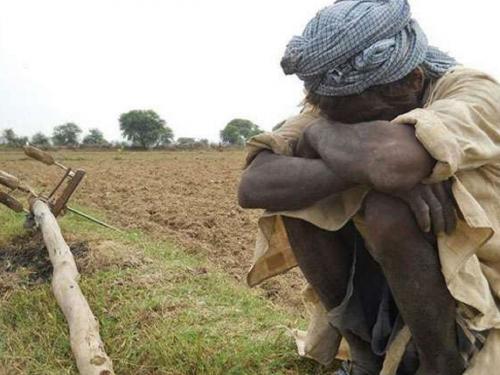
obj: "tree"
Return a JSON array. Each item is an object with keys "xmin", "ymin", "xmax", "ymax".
[
  {"xmin": 31, "ymin": 132, "xmax": 51, "ymax": 148},
  {"xmin": 3, "ymin": 129, "xmax": 17, "ymax": 145},
  {"xmin": 176, "ymin": 137, "xmax": 196, "ymax": 146},
  {"xmin": 158, "ymin": 126, "xmax": 175, "ymax": 146},
  {"xmin": 119, "ymin": 110, "xmax": 173, "ymax": 149},
  {"xmin": 175, "ymin": 137, "xmax": 210, "ymax": 150},
  {"xmin": 82, "ymin": 128, "xmax": 108, "ymax": 146},
  {"xmin": 220, "ymin": 119, "xmax": 262, "ymax": 146},
  {"xmin": 52, "ymin": 123, "xmax": 82, "ymax": 147},
  {"xmin": 2, "ymin": 128, "xmax": 28, "ymax": 147}
]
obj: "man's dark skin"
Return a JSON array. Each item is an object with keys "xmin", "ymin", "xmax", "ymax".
[{"xmin": 239, "ymin": 69, "xmax": 464, "ymax": 375}]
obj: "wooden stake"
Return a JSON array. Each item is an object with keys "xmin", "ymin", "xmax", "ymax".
[{"xmin": 31, "ymin": 199, "xmax": 115, "ymax": 375}]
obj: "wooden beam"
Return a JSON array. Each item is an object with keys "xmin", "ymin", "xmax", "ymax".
[{"xmin": 31, "ymin": 199, "xmax": 114, "ymax": 375}]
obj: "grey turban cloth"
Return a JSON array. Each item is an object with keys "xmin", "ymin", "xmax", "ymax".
[{"xmin": 281, "ymin": 0, "xmax": 457, "ymax": 96}]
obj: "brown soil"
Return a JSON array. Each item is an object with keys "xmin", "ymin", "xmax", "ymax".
[
  {"xmin": 0, "ymin": 234, "xmax": 89, "ymax": 292},
  {"xmin": 0, "ymin": 150, "xmax": 306, "ymax": 311},
  {"xmin": 0, "ymin": 232, "xmax": 144, "ymax": 294}
]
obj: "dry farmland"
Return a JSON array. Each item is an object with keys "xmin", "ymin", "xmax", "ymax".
[
  {"xmin": 0, "ymin": 149, "xmax": 337, "ymax": 374},
  {"xmin": 0, "ymin": 149, "xmax": 306, "ymax": 311}
]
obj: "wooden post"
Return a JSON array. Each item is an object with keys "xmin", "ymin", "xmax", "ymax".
[{"xmin": 31, "ymin": 199, "xmax": 114, "ymax": 375}]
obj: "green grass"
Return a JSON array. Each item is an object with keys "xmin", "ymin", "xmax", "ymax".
[{"xmin": 0, "ymin": 207, "xmax": 331, "ymax": 375}]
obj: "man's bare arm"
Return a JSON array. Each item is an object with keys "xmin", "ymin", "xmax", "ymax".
[
  {"xmin": 304, "ymin": 119, "xmax": 460, "ymax": 233},
  {"xmin": 238, "ymin": 150, "xmax": 356, "ymax": 211},
  {"xmin": 303, "ymin": 118, "xmax": 436, "ymax": 192},
  {"xmin": 239, "ymin": 118, "xmax": 438, "ymax": 213}
]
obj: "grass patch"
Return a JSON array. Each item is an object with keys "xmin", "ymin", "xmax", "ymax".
[
  {"xmin": 0, "ymin": 207, "xmax": 330, "ymax": 374},
  {"xmin": 0, "ymin": 210, "xmax": 26, "ymax": 246}
]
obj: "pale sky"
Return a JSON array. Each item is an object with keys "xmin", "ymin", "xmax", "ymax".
[{"xmin": 1, "ymin": 0, "xmax": 499, "ymax": 142}]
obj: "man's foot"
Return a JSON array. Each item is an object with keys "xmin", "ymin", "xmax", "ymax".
[
  {"xmin": 339, "ymin": 330, "xmax": 383, "ymax": 375},
  {"xmin": 334, "ymin": 361, "xmax": 378, "ymax": 375},
  {"xmin": 415, "ymin": 357, "xmax": 466, "ymax": 375}
]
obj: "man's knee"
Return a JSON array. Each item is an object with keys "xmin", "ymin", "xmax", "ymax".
[{"xmin": 363, "ymin": 192, "xmax": 415, "ymax": 264}]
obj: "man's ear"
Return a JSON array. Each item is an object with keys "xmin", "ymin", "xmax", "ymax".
[{"xmin": 407, "ymin": 67, "xmax": 425, "ymax": 92}]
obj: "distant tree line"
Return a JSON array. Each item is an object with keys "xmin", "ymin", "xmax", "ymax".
[
  {"xmin": 0, "ymin": 124, "xmax": 111, "ymax": 149},
  {"xmin": 0, "ymin": 109, "xmax": 264, "ymax": 150}
]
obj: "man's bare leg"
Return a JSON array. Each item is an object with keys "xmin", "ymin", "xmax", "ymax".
[
  {"xmin": 283, "ymin": 217, "xmax": 384, "ymax": 375},
  {"xmin": 363, "ymin": 192, "xmax": 464, "ymax": 375}
]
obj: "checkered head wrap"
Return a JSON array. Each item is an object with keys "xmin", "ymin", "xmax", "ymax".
[{"xmin": 281, "ymin": 0, "xmax": 457, "ymax": 96}]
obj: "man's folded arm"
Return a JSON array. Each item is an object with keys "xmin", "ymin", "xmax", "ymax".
[
  {"xmin": 239, "ymin": 119, "xmax": 440, "ymax": 212},
  {"xmin": 302, "ymin": 119, "xmax": 437, "ymax": 193},
  {"xmin": 392, "ymin": 69, "xmax": 500, "ymax": 183},
  {"xmin": 238, "ymin": 150, "xmax": 355, "ymax": 211}
]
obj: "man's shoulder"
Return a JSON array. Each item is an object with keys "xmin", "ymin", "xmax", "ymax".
[
  {"xmin": 444, "ymin": 66, "xmax": 496, "ymax": 79},
  {"xmin": 426, "ymin": 66, "xmax": 500, "ymax": 105},
  {"xmin": 433, "ymin": 66, "xmax": 499, "ymax": 90},
  {"xmin": 244, "ymin": 109, "xmax": 322, "ymax": 165},
  {"xmin": 273, "ymin": 108, "xmax": 322, "ymax": 134}
]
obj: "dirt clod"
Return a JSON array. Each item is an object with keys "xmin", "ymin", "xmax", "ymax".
[{"xmin": 0, "ymin": 235, "xmax": 89, "ymax": 292}]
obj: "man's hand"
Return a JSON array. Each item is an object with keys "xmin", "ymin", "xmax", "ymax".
[
  {"xmin": 299, "ymin": 118, "xmax": 457, "ymax": 234},
  {"xmin": 393, "ymin": 181, "xmax": 457, "ymax": 235}
]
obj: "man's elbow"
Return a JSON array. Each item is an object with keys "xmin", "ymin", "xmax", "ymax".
[
  {"xmin": 367, "ymin": 147, "xmax": 435, "ymax": 192},
  {"xmin": 369, "ymin": 166, "xmax": 423, "ymax": 192},
  {"xmin": 237, "ymin": 183, "xmax": 254, "ymax": 209},
  {"xmin": 359, "ymin": 123, "xmax": 435, "ymax": 192},
  {"xmin": 238, "ymin": 171, "xmax": 260, "ymax": 209}
]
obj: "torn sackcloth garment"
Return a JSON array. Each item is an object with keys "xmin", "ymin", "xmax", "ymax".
[{"xmin": 245, "ymin": 67, "xmax": 500, "ymax": 375}]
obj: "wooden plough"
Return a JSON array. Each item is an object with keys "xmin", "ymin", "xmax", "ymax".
[{"xmin": 0, "ymin": 146, "xmax": 115, "ymax": 375}]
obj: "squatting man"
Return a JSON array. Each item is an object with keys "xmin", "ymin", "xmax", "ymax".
[{"xmin": 238, "ymin": 1, "xmax": 500, "ymax": 375}]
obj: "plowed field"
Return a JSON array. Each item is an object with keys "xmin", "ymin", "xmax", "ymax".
[{"xmin": 0, "ymin": 150, "xmax": 305, "ymax": 311}]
